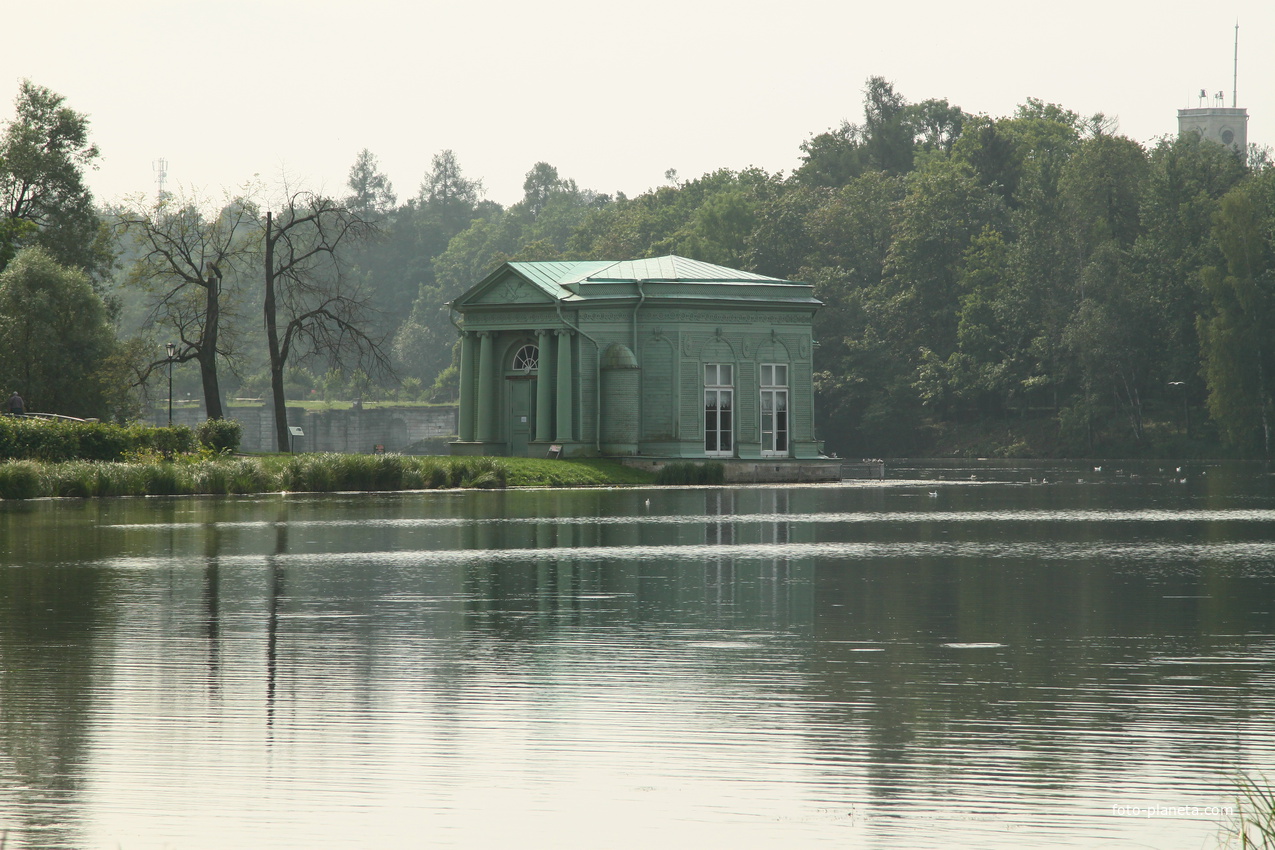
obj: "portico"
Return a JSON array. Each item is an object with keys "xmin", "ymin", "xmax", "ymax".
[{"xmin": 455, "ymin": 325, "xmax": 578, "ymax": 453}]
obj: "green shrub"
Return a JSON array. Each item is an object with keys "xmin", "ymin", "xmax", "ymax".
[
  {"xmin": 277, "ymin": 453, "xmax": 422, "ymax": 492},
  {"xmin": 184, "ymin": 458, "xmax": 269, "ymax": 495},
  {"xmin": 224, "ymin": 458, "xmax": 271, "ymax": 494},
  {"xmin": 196, "ymin": 418, "xmax": 243, "ymax": 453},
  {"xmin": 401, "ymin": 462, "xmax": 424, "ymax": 490},
  {"xmin": 332, "ymin": 454, "xmax": 406, "ymax": 490},
  {"xmin": 372, "ymin": 455, "xmax": 409, "ymax": 489},
  {"xmin": 0, "ymin": 461, "xmax": 45, "ymax": 499},
  {"xmin": 425, "ymin": 460, "xmax": 450, "ymax": 489},
  {"xmin": 74, "ymin": 426, "xmax": 130, "ymax": 461},
  {"xmin": 455, "ymin": 457, "xmax": 507, "ymax": 489},
  {"xmin": 0, "ymin": 418, "xmax": 77, "ymax": 460},
  {"xmin": 46, "ymin": 460, "xmax": 101, "ymax": 497},
  {"xmin": 281, "ymin": 454, "xmax": 331, "ymax": 492},
  {"xmin": 328, "ymin": 454, "xmax": 363, "ymax": 489},
  {"xmin": 146, "ymin": 425, "xmax": 197, "ymax": 456},
  {"xmin": 654, "ymin": 461, "xmax": 726, "ymax": 486},
  {"xmin": 0, "ymin": 418, "xmax": 196, "ymax": 462},
  {"xmin": 190, "ymin": 461, "xmax": 230, "ymax": 495},
  {"xmin": 141, "ymin": 463, "xmax": 182, "ymax": 495}
]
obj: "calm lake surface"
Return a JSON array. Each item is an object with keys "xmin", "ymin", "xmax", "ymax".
[{"xmin": 2, "ymin": 461, "xmax": 1274, "ymax": 849}]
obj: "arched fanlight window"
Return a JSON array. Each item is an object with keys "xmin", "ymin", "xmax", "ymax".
[{"xmin": 512, "ymin": 344, "xmax": 539, "ymax": 374}]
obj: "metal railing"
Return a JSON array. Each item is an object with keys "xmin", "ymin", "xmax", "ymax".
[{"xmin": 12, "ymin": 412, "xmax": 100, "ymax": 423}]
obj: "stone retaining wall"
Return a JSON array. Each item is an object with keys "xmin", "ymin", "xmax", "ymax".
[
  {"xmin": 622, "ymin": 457, "xmax": 846, "ymax": 483},
  {"xmin": 154, "ymin": 405, "xmax": 458, "ymax": 454}
]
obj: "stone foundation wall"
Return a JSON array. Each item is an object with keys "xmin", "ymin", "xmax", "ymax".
[{"xmin": 622, "ymin": 457, "xmax": 846, "ymax": 483}]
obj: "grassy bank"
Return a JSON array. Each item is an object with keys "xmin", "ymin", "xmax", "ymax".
[
  {"xmin": 0, "ymin": 454, "xmax": 655, "ymax": 500},
  {"xmin": 498, "ymin": 457, "xmax": 653, "ymax": 487}
]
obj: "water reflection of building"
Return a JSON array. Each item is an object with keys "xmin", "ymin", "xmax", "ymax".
[
  {"xmin": 452, "ymin": 489, "xmax": 815, "ymax": 631},
  {"xmin": 701, "ymin": 488, "xmax": 802, "ymax": 619}
]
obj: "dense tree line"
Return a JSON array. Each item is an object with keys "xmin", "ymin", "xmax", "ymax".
[
  {"xmin": 3, "ymin": 76, "xmax": 1273, "ymax": 458},
  {"xmin": 0, "ymin": 81, "xmax": 134, "ymax": 419},
  {"xmin": 755, "ymin": 83, "xmax": 1269, "ymax": 458},
  {"xmin": 373, "ymin": 77, "xmax": 1269, "ymax": 458}
]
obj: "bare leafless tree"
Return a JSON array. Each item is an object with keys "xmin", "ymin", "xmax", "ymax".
[
  {"xmin": 263, "ymin": 190, "xmax": 388, "ymax": 451},
  {"xmin": 116, "ymin": 190, "xmax": 257, "ymax": 420}
]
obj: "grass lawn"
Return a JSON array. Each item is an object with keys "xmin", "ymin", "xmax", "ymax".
[
  {"xmin": 0, "ymin": 453, "xmax": 655, "ymax": 500},
  {"xmin": 499, "ymin": 457, "xmax": 654, "ymax": 487}
]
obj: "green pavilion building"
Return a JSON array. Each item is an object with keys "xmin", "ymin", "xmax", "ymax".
[{"xmin": 449, "ymin": 255, "xmax": 825, "ymax": 465}]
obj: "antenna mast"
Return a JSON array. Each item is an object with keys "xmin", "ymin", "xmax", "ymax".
[
  {"xmin": 1233, "ymin": 21, "xmax": 1239, "ymax": 108},
  {"xmin": 153, "ymin": 157, "xmax": 168, "ymax": 203}
]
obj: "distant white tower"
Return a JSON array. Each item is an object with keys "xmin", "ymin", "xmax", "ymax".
[
  {"xmin": 153, "ymin": 157, "xmax": 169, "ymax": 202},
  {"xmin": 1178, "ymin": 24, "xmax": 1248, "ymax": 153}
]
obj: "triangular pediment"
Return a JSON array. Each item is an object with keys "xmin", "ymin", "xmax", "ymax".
[{"xmin": 456, "ymin": 266, "xmax": 558, "ymax": 309}]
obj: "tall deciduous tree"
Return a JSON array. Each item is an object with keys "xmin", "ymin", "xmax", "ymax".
[
  {"xmin": 952, "ymin": 117, "xmax": 1022, "ymax": 205},
  {"xmin": 0, "ymin": 247, "xmax": 124, "ymax": 418},
  {"xmin": 1055, "ymin": 135, "xmax": 1153, "ymax": 441},
  {"xmin": 117, "ymin": 191, "xmax": 257, "ymax": 420},
  {"xmin": 1198, "ymin": 174, "xmax": 1275, "ymax": 455},
  {"xmin": 379, "ymin": 151, "xmax": 490, "ymax": 386},
  {"xmin": 860, "ymin": 76, "xmax": 914, "ymax": 175},
  {"xmin": 521, "ymin": 162, "xmax": 576, "ymax": 219},
  {"xmin": 907, "ymin": 98, "xmax": 967, "ymax": 157},
  {"xmin": 752, "ymin": 172, "xmax": 906, "ymax": 455},
  {"xmin": 1060, "ymin": 134, "xmax": 1148, "ymax": 256},
  {"xmin": 0, "ymin": 80, "xmax": 105, "ymax": 277},
  {"xmin": 794, "ymin": 122, "xmax": 866, "ymax": 188},
  {"xmin": 1133, "ymin": 133, "xmax": 1248, "ymax": 409},
  {"xmin": 262, "ymin": 191, "xmax": 387, "ymax": 451},
  {"xmin": 880, "ymin": 158, "xmax": 1004, "ymax": 359}
]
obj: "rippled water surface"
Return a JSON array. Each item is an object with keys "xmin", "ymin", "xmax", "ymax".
[{"xmin": 2, "ymin": 462, "xmax": 1274, "ymax": 849}]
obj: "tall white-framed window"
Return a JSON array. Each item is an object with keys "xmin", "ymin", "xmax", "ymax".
[
  {"xmin": 704, "ymin": 363, "xmax": 734, "ymax": 457},
  {"xmin": 760, "ymin": 363, "xmax": 789, "ymax": 456}
]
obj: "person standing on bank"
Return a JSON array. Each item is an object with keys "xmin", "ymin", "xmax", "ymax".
[{"xmin": 7, "ymin": 391, "xmax": 23, "ymax": 416}]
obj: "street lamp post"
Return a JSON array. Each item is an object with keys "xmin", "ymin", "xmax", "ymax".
[{"xmin": 166, "ymin": 343, "xmax": 176, "ymax": 427}]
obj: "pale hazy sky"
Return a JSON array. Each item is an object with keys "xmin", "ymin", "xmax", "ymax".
[{"xmin": 6, "ymin": 1, "xmax": 1272, "ymax": 209}]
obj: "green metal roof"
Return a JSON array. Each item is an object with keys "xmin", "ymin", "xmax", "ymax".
[
  {"xmin": 577, "ymin": 255, "xmax": 788, "ymax": 284},
  {"xmin": 461, "ymin": 255, "xmax": 817, "ymax": 309},
  {"xmin": 505, "ymin": 255, "xmax": 789, "ymax": 287},
  {"xmin": 505, "ymin": 260, "xmax": 615, "ymax": 291}
]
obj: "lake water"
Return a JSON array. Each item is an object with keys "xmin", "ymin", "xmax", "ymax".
[{"xmin": 2, "ymin": 461, "xmax": 1274, "ymax": 849}]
